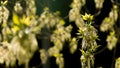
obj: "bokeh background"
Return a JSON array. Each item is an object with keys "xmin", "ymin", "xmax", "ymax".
[{"xmin": 0, "ymin": 0, "xmax": 120, "ymax": 68}]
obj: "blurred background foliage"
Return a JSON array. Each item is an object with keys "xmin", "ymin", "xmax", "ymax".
[{"xmin": 0, "ymin": 0, "xmax": 120, "ymax": 68}]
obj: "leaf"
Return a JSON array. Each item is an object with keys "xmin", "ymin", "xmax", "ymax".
[
  {"xmin": 59, "ymin": 19, "xmax": 65, "ymax": 25},
  {"xmin": 13, "ymin": 13, "xmax": 20, "ymax": 25},
  {"xmin": 20, "ymin": 16, "xmax": 31, "ymax": 26},
  {"xmin": 11, "ymin": 26, "xmax": 20, "ymax": 33}
]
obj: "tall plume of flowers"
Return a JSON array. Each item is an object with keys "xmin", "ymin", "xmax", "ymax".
[
  {"xmin": 38, "ymin": 8, "xmax": 75, "ymax": 68},
  {"xmin": 69, "ymin": 0, "xmax": 99, "ymax": 68},
  {"xmin": 100, "ymin": 5, "xmax": 118, "ymax": 50},
  {"xmin": 0, "ymin": 0, "xmax": 38, "ymax": 68},
  {"xmin": 78, "ymin": 14, "xmax": 98, "ymax": 68}
]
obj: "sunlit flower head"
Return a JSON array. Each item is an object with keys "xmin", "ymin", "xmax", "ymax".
[{"xmin": 82, "ymin": 13, "xmax": 93, "ymax": 21}]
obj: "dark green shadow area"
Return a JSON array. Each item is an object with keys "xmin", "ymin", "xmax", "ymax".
[{"xmin": 36, "ymin": 0, "xmax": 72, "ymax": 17}]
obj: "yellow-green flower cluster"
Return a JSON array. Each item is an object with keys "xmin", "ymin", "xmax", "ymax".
[
  {"xmin": 79, "ymin": 24, "xmax": 98, "ymax": 68},
  {"xmin": 38, "ymin": 8, "xmax": 74, "ymax": 68},
  {"xmin": 100, "ymin": 5, "xmax": 118, "ymax": 32},
  {"xmin": 14, "ymin": 2, "xmax": 23, "ymax": 13},
  {"xmin": 12, "ymin": 13, "xmax": 33, "ymax": 35},
  {"xmin": 100, "ymin": 5, "xmax": 118, "ymax": 51},
  {"xmin": 0, "ymin": 0, "xmax": 8, "ymax": 6},
  {"xmin": 82, "ymin": 13, "xmax": 93, "ymax": 21},
  {"xmin": 77, "ymin": 13, "xmax": 98, "ymax": 68},
  {"xmin": 69, "ymin": 0, "xmax": 86, "ymax": 22},
  {"xmin": 0, "ymin": 1, "xmax": 39, "ymax": 68},
  {"xmin": 115, "ymin": 57, "xmax": 120, "ymax": 68},
  {"xmin": 0, "ymin": 6, "xmax": 9, "ymax": 23},
  {"xmin": 38, "ymin": 8, "xmax": 62, "ymax": 32},
  {"xmin": 69, "ymin": 37, "xmax": 77, "ymax": 54},
  {"xmin": 106, "ymin": 31, "xmax": 117, "ymax": 50},
  {"xmin": 25, "ymin": 0, "xmax": 36, "ymax": 16},
  {"xmin": 94, "ymin": 0, "xmax": 104, "ymax": 9}
]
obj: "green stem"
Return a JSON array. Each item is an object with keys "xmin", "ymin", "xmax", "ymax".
[
  {"xmin": 25, "ymin": 60, "xmax": 29, "ymax": 68},
  {"xmin": 111, "ymin": 46, "xmax": 116, "ymax": 68},
  {"xmin": 88, "ymin": 59, "xmax": 91, "ymax": 68}
]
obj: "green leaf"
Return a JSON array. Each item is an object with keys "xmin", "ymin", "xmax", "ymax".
[{"xmin": 13, "ymin": 13, "xmax": 20, "ymax": 25}]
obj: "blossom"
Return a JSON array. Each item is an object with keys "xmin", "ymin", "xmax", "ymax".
[{"xmin": 82, "ymin": 13, "xmax": 93, "ymax": 21}]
